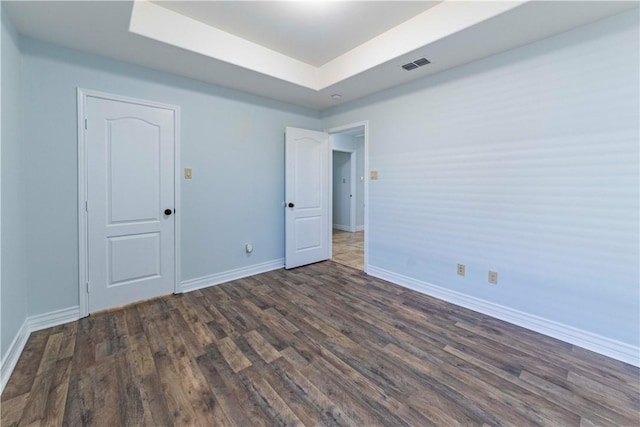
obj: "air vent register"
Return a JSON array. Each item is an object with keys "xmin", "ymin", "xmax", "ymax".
[{"xmin": 402, "ymin": 57, "xmax": 431, "ymax": 71}]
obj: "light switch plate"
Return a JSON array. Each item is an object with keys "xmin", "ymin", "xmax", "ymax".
[
  {"xmin": 370, "ymin": 170, "xmax": 379, "ymax": 180},
  {"xmin": 488, "ymin": 271, "xmax": 498, "ymax": 284},
  {"xmin": 185, "ymin": 168, "xmax": 192, "ymax": 179}
]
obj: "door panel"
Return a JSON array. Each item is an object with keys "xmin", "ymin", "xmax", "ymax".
[
  {"xmin": 108, "ymin": 233, "xmax": 161, "ymax": 285},
  {"xmin": 285, "ymin": 127, "xmax": 329, "ymax": 269},
  {"xmin": 295, "ymin": 139, "xmax": 321, "ymax": 209},
  {"xmin": 295, "ymin": 217, "xmax": 322, "ymax": 250},
  {"xmin": 87, "ymin": 96, "xmax": 175, "ymax": 312},
  {"xmin": 108, "ymin": 118, "xmax": 161, "ymax": 223}
]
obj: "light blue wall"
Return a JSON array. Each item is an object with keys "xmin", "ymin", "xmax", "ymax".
[
  {"xmin": 332, "ymin": 151, "xmax": 351, "ymax": 228},
  {"xmin": 322, "ymin": 10, "xmax": 640, "ymax": 346},
  {"xmin": 21, "ymin": 38, "xmax": 320, "ymax": 316},
  {"xmin": 1, "ymin": 5, "xmax": 28, "ymax": 358},
  {"xmin": 331, "ymin": 132, "xmax": 365, "ymax": 227}
]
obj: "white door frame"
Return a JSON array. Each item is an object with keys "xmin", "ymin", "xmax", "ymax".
[
  {"xmin": 325, "ymin": 121, "xmax": 369, "ymax": 272},
  {"xmin": 331, "ymin": 149, "xmax": 357, "ymax": 232},
  {"xmin": 77, "ymin": 88, "xmax": 181, "ymax": 317}
]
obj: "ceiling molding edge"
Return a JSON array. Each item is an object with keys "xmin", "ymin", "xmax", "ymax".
[
  {"xmin": 129, "ymin": 0, "xmax": 529, "ymax": 93},
  {"xmin": 318, "ymin": 0, "xmax": 527, "ymax": 88},
  {"xmin": 129, "ymin": 0, "xmax": 320, "ymax": 89}
]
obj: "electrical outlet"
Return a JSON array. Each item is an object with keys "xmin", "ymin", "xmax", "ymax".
[
  {"xmin": 457, "ymin": 264, "xmax": 465, "ymax": 276},
  {"xmin": 488, "ymin": 271, "xmax": 498, "ymax": 284}
]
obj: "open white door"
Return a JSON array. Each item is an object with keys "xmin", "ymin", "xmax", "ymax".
[{"xmin": 285, "ymin": 127, "xmax": 330, "ymax": 269}]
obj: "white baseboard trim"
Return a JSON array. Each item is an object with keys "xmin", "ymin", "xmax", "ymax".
[
  {"xmin": 356, "ymin": 225, "xmax": 365, "ymax": 232},
  {"xmin": 1, "ymin": 319, "xmax": 30, "ymax": 393},
  {"xmin": 367, "ymin": 266, "xmax": 640, "ymax": 367},
  {"xmin": 1, "ymin": 305, "xmax": 80, "ymax": 393},
  {"xmin": 28, "ymin": 306, "xmax": 81, "ymax": 333},
  {"xmin": 180, "ymin": 258, "xmax": 284, "ymax": 293}
]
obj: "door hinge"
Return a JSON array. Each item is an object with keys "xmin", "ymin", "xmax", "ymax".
[
  {"xmin": 85, "ymin": 201, "xmax": 88, "ymax": 212},
  {"xmin": 84, "ymin": 118, "xmax": 88, "ymax": 130},
  {"xmin": 86, "ymin": 282, "xmax": 90, "ymax": 293}
]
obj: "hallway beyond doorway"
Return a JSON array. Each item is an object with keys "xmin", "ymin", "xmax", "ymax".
[{"xmin": 332, "ymin": 230, "xmax": 364, "ymax": 270}]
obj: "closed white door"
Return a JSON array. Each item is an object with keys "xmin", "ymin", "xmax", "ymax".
[
  {"xmin": 86, "ymin": 96, "xmax": 176, "ymax": 312},
  {"xmin": 285, "ymin": 127, "xmax": 330, "ymax": 269}
]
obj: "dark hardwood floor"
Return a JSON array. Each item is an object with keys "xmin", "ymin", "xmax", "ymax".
[{"xmin": 2, "ymin": 261, "xmax": 639, "ymax": 426}]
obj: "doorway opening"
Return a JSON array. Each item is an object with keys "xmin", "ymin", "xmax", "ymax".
[{"xmin": 328, "ymin": 123, "xmax": 367, "ymax": 271}]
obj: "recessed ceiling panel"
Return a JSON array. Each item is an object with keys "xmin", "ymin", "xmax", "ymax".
[{"xmin": 151, "ymin": 1, "xmax": 440, "ymax": 66}]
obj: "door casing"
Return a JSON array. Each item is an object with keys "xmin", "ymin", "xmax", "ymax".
[{"xmin": 77, "ymin": 88, "xmax": 181, "ymax": 317}]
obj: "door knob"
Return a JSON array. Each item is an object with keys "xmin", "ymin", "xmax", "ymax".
[
  {"xmin": 288, "ymin": 203, "xmax": 295, "ymax": 208},
  {"xmin": 164, "ymin": 209, "xmax": 173, "ymax": 215}
]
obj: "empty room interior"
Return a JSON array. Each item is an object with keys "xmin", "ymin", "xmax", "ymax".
[{"xmin": 1, "ymin": 1, "xmax": 639, "ymax": 425}]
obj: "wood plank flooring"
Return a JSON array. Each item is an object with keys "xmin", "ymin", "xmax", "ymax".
[
  {"xmin": 2, "ymin": 261, "xmax": 639, "ymax": 426},
  {"xmin": 332, "ymin": 230, "xmax": 364, "ymax": 270}
]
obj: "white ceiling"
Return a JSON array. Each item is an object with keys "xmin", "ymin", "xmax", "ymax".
[
  {"xmin": 152, "ymin": 1, "xmax": 441, "ymax": 67},
  {"xmin": 5, "ymin": 1, "xmax": 638, "ymax": 111}
]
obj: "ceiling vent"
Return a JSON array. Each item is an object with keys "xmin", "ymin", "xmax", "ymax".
[{"xmin": 402, "ymin": 57, "xmax": 431, "ymax": 71}]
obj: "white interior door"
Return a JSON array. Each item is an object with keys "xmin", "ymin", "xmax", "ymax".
[
  {"xmin": 86, "ymin": 96, "xmax": 175, "ymax": 312},
  {"xmin": 285, "ymin": 127, "xmax": 330, "ymax": 269}
]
